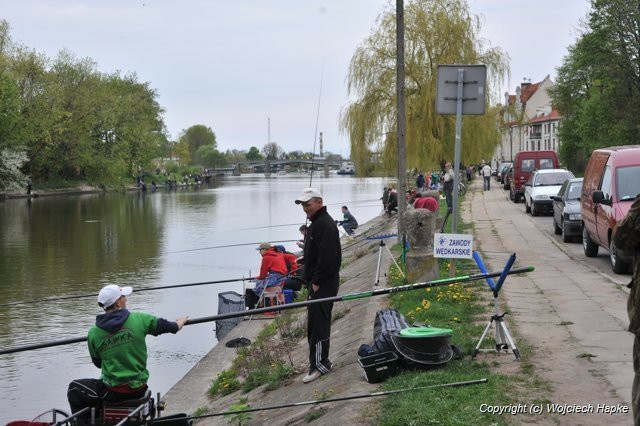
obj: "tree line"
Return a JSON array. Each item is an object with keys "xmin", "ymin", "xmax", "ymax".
[
  {"xmin": 0, "ymin": 20, "xmax": 342, "ymax": 193},
  {"xmin": 551, "ymin": 0, "xmax": 640, "ymax": 172}
]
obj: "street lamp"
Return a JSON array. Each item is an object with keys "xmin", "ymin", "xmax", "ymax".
[{"xmin": 508, "ymin": 126, "xmax": 513, "ymax": 161}]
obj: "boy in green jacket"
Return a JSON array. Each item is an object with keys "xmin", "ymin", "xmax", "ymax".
[{"xmin": 67, "ymin": 284, "xmax": 187, "ymax": 414}]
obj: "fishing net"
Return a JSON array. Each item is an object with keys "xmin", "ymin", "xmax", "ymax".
[{"xmin": 215, "ymin": 291, "xmax": 244, "ymax": 341}]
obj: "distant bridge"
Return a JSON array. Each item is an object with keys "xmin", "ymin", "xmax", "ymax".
[{"xmin": 214, "ymin": 158, "xmax": 345, "ymax": 175}]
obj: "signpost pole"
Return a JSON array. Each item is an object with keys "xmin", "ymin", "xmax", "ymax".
[
  {"xmin": 435, "ymin": 64, "xmax": 486, "ymax": 276},
  {"xmin": 450, "ymin": 68, "xmax": 464, "ymax": 276}
]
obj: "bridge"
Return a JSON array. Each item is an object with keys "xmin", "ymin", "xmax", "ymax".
[{"xmin": 214, "ymin": 158, "xmax": 345, "ymax": 176}]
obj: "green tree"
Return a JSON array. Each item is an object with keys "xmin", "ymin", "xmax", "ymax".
[
  {"xmin": 551, "ymin": 0, "xmax": 640, "ymax": 172},
  {"xmin": 0, "ymin": 20, "xmax": 168, "ymax": 188},
  {"xmin": 246, "ymin": 146, "xmax": 263, "ymax": 161},
  {"xmin": 173, "ymin": 140, "xmax": 190, "ymax": 166},
  {"xmin": 178, "ymin": 124, "xmax": 217, "ymax": 165},
  {"xmin": 197, "ymin": 144, "xmax": 226, "ymax": 168},
  {"xmin": 341, "ymin": 0, "xmax": 508, "ymax": 175}
]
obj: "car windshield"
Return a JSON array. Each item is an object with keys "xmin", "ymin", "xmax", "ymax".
[
  {"xmin": 534, "ymin": 172, "xmax": 574, "ymax": 186},
  {"xmin": 567, "ymin": 181, "xmax": 583, "ymax": 200},
  {"xmin": 616, "ymin": 165, "xmax": 640, "ymax": 201}
]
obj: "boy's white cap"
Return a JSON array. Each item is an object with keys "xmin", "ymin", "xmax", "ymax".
[{"xmin": 98, "ymin": 284, "xmax": 133, "ymax": 308}]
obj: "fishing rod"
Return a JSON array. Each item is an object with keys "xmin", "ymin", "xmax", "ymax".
[
  {"xmin": 0, "ymin": 275, "xmax": 256, "ymax": 308},
  {"xmin": 221, "ymin": 202, "xmax": 386, "ymax": 236},
  {"xmin": 223, "ymin": 223, "xmax": 303, "ymax": 233},
  {"xmin": 0, "ymin": 266, "xmax": 533, "ymax": 356},
  {"xmin": 165, "ymin": 239, "xmax": 299, "ymax": 254},
  {"xmin": 182, "ymin": 378, "xmax": 488, "ymax": 420},
  {"xmin": 309, "ymin": 63, "xmax": 324, "ymax": 187}
]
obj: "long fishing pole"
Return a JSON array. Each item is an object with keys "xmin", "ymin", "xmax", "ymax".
[
  {"xmin": 165, "ymin": 239, "xmax": 299, "ymax": 254},
  {"xmin": 182, "ymin": 379, "xmax": 488, "ymax": 420},
  {"xmin": 309, "ymin": 63, "xmax": 324, "ymax": 187},
  {"xmin": 0, "ymin": 266, "xmax": 533, "ymax": 356},
  {"xmin": 0, "ymin": 276, "xmax": 256, "ymax": 308}
]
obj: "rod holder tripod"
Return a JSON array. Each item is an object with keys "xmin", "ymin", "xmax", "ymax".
[
  {"xmin": 367, "ymin": 234, "xmax": 405, "ymax": 290},
  {"xmin": 471, "ymin": 252, "xmax": 520, "ymax": 361}
]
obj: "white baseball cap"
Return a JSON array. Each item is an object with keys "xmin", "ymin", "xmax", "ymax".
[
  {"xmin": 295, "ymin": 188, "xmax": 323, "ymax": 204},
  {"xmin": 98, "ymin": 284, "xmax": 133, "ymax": 308}
]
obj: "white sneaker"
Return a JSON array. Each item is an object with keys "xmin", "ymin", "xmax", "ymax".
[{"xmin": 302, "ymin": 369, "xmax": 322, "ymax": 384}]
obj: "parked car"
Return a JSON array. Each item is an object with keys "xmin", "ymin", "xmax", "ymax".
[
  {"xmin": 581, "ymin": 145, "xmax": 640, "ymax": 274},
  {"xmin": 510, "ymin": 150, "xmax": 560, "ymax": 203},
  {"xmin": 524, "ymin": 169, "xmax": 575, "ymax": 216},
  {"xmin": 497, "ymin": 162, "xmax": 512, "ymax": 184},
  {"xmin": 552, "ymin": 178, "xmax": 583, "ymax": 242},
  {"xmin": 503, "ymin": 165, "xmax": 513, "ymax": 190}
]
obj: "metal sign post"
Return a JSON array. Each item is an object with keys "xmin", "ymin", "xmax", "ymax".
[{"xmin": 436, "ymin": 65, "xmax": 486, "ymax": 275}]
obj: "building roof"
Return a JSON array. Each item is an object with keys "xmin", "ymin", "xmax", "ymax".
[
  {"xmin": 530, "ymin": 108, "xmax": 562, "ymax": 123},
  {"xmin": 520, "ymin": 82, "xmax": 540, "ymax": 103}
]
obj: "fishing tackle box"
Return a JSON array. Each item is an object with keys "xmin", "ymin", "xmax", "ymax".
[{"xmin": 357, "ymin": 351, "xmax": 399, "ymax": 383}]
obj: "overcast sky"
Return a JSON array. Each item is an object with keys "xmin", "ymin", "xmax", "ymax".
[{"xmin": 1, "ymin": 0, "xmax": 591, "ymax": 156}]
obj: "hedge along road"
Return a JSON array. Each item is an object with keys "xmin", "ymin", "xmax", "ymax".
[{"xmin": 467, "ymin": 178, "xmax": 633, "ymax": 425}]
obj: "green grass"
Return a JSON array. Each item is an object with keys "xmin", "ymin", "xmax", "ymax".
[
  {"xmin": 209, "ymin": 312, "xmax": 302, "ymax": 398},
  {"xmin": 377, "ymin": 194, "xmax": 545, "ymax": 425}
]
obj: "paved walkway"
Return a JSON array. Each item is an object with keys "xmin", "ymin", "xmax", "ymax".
[{"xmin": 465, "ymin": 177, "xmax": 632, "ymax": 424}]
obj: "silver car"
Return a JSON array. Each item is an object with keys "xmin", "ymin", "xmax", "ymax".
[
  {"xmin": 552, "ymin": 178, "xmax": 583, "ymax": 242},
  {"xmin": 524, "ymin": 169, "xmax": 575, "ymax": 216}
]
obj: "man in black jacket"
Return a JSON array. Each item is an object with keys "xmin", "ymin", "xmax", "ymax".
[{"xmin": 295, "ymin": 187, "xmax": 342, "ymax": 383}]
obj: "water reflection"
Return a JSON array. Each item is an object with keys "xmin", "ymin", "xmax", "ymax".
[{"xmin": 0, "ymin": 175, "xmax": 387, "ymax": 422}]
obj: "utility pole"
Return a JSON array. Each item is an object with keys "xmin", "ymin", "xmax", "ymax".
[{"xmin": 396, "ymin": 0, "xmax": 407, "ymax": 245}]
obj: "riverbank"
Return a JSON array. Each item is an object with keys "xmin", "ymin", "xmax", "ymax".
[
  {"xmin": 1, "ymin": 184, "xmax": 133, "ymax": 200},
  {"xmin": 161, "ymin": 213, "xmax": 397, "ymax": 422}
]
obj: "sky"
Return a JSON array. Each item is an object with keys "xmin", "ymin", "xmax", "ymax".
[{"xmin": 1, "ymin": 0, "xmax": 591, "ymax": 157}]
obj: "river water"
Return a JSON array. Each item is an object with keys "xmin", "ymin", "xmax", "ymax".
[{"xmin": 0, "ymin": 174, "xmax": 387, "ymax": 422}]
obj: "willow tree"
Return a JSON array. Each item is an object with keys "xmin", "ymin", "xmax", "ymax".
[{"xmin": 341, "ymin": 0, "xmax": 509, "ymax": 175}]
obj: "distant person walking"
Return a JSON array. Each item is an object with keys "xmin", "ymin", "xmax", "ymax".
[
  {"xmin": 482, "ymin": 163, "xmax": 492, "ymax": 191},
  {"xmin": 295, "ymin": 188, "xmax": 341, "ymax": 384},
  {"xmin": 612, "ymin": 195, "xmax": 640, "ymax": 424},
  {"xmin": 442, "ymin": 162, "xmax": 455, "ymax": 212}
]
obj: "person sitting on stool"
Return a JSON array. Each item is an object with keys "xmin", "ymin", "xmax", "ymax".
[{"xmin": 67, "ymin": 285, "xmax": 187, "ymax": 415}]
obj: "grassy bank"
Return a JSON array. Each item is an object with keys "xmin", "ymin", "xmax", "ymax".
[{"xmin": 376, "ymin": 200, "xmax": 545, "ymax": 425}]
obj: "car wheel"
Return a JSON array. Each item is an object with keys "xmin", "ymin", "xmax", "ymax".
[
  {"xmin": 610, "ymin": 240, "xmax": 630, "ymax": 274},
  {"xmin": 553, "ymin": 217, "xmax": 562, "ymax": 235},
  {"xmin": 582, "ymin": 226, "xmax": 599, "ymax": 257},
  {"xmin": 561, "ymin": 222, "xmax": 572, "ymax": 242},
  {"xmin": 525, "ymin": 198, "xmax": 531, "ymax": 213},
  {"xmin": 531, "ymin": 202, "xmax": 538, "ymax": 216}
]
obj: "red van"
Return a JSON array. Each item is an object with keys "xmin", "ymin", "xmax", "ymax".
[
  {"xmin": 581, "ymin": 145, "xmax": 640, "ymax": 274},
  {"xmin": 509, "ymin": 150, "xmax": 559, "ymax": 203}
]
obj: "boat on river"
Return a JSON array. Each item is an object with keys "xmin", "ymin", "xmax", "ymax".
[{"xmin": 337, "ymin": 161, "xmax": 355, "ymax": 175}]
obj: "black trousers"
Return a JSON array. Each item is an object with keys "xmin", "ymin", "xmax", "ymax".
[
  {"xmin": 307, "ymin": 298, "xmax": 334, "ymax": 374},
  {"xmin": 67, "ymin": 378, "xmax": 147, "ymax": 414}
]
